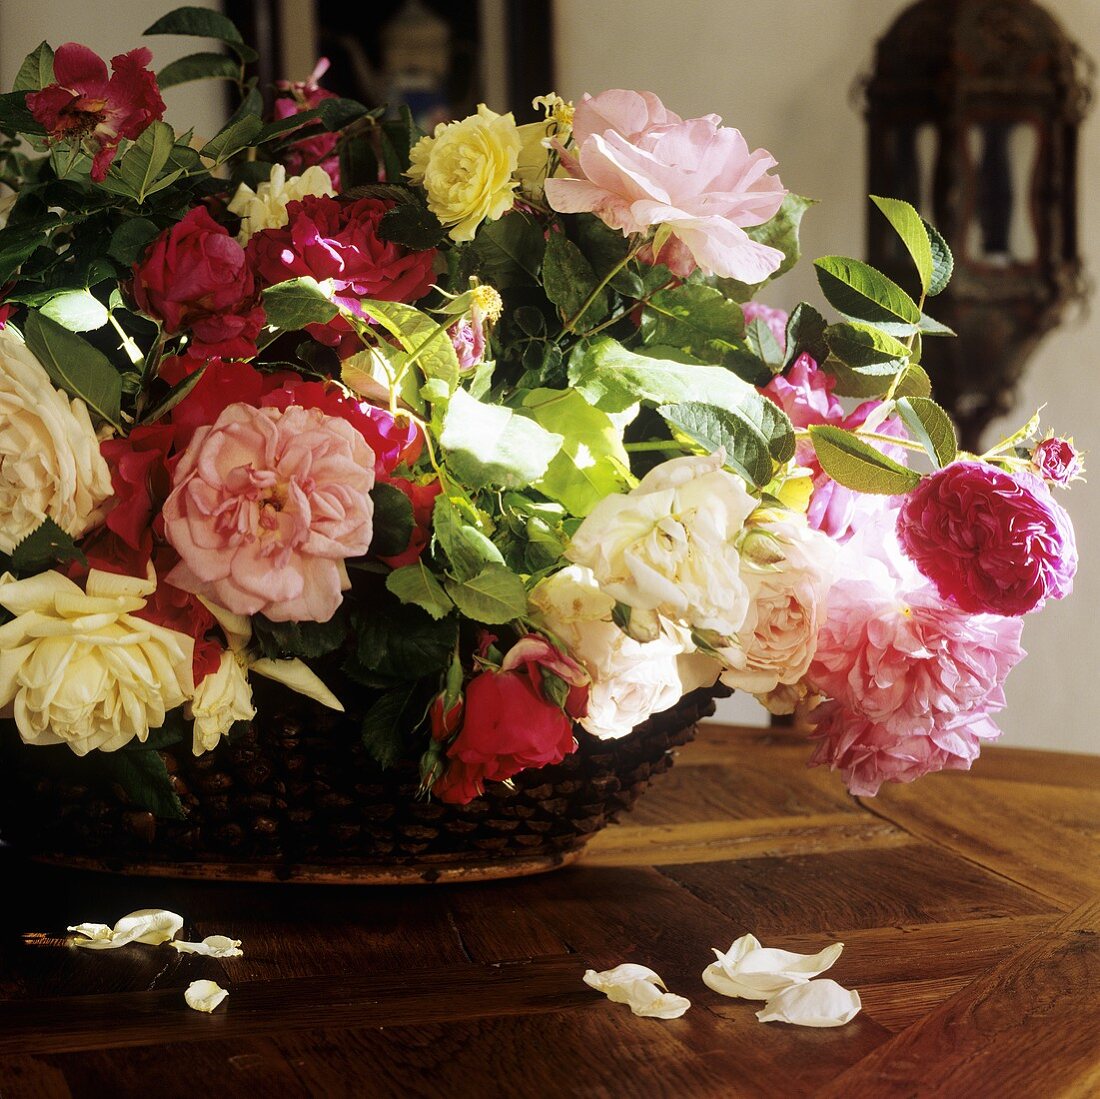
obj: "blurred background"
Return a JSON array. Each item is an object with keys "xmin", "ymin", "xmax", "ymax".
[{"xmin": 0, "ymin": 0, "xmax": 1095, "ymax": 753}]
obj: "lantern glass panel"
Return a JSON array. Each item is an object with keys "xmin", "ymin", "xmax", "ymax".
[{"xmin": 965, "ymin": 120, "xmax": 1039, "ymax": 266}]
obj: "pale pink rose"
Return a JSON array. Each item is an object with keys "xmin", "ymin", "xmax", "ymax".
[
  {"xmin": 545, "ymin": 90, "xmax": 786, "ymax": 282},
  {"xmin": 807, "ymin": 701, "xmax": 1002, "ymax": 796},
  {"xmin": 762, "ymin": 352, "xmax": 843, "ymax": 427},
  {"xmin": 163, "ymin": 403, "xmax": 375, "ymax": 622},
  {"xmin": 808, "ymin": 579, "xmax": 1024, "ymax": 736}
]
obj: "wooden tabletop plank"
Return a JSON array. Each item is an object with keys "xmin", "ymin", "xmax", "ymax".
[{"xmin": 816, "ymin": 897, "xmax": 1100, "ymax": 1098}]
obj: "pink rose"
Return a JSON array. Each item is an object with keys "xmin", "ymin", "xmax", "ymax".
[
  {"xmin": 545, "ymin": 89, "xmax": 786, "ymax": 282},
  {"xmin": 162, "ymin": 402, "xmax": 375, "ymax": 622},
  {"xmin": 808, "ymin": 702, "xmax": 1003, "ymax": 796},
  {"xmin": 897, "ymin": 461, "xmax": 1077, "ymax": 616},
  {"xmin": 1031, "ymin": 436, "xmax": 1083, "ymax": 486}
]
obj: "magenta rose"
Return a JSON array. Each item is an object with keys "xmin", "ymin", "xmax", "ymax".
[
  {"xmin": 897, "ymin": 461, "xmax": 1077, "ymax": 616},
  {"xmin": 131, "ymin": 208, "xmax": 265, "ymax": 360},
  {"xmin": 247, "ymin": 195, "xmax": 437, "ymax": 356},
  {"xmin": 162, "ymin": 402, "xmax": 375, "ymax": 622},
  {"xmin": 544, "ymin": 89, "xmax": 786, "ymax": 282},
  {"xmin": 1031, "ymin": 436, "xmax": 1083, "ymax": 486},
  {"xmin": 273, "ymin": 58, "xmax": 341, "ymax": 186}
]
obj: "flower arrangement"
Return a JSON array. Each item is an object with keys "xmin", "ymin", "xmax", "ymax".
[{"xmin": 0, "ymin": 9, "xmax": 1080, "ymax": 828}]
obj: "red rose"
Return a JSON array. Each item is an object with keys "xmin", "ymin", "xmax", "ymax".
[
  {"xmin": 433, "ymin": 668, "xmax": 576, "ymax": 805},
  {"xmin": 99, "ymin": 423, "xmax": 175, "ymax": 553},
  {"xmin": 27, "ymin": 43, "xmax": 164, "ymax": 181},
  {"xmin": 0, "ymin": 303, "xmax": 14, "ymax": 329},
  {"xmin": 1031, "ymin": 436, "xmax": 1084, "ymax": 486},
  {"xmin": 247, "ymin": 195, "xmax": 436, "ymax": 357},
  {"xmin": 131, "ymin": 207, "xmax": 265, "ymax": 360},
  {"xmin": 378, "ymin": 477, "xmax": 442, "ymax": 568}
]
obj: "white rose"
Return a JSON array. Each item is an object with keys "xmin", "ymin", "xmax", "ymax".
[
  {"xmin": 718, "ymin": 511, "xmax": 837, "ymax": 696},
  {"xmin": 567, "ymin": 451, "xmax": 756, "ymax": 642},
  {"xmin": 0, "ymin": 190, "xmax": 16, "ymax": 231},
  {"xmin": 530, "ymin": 565, "xmax": 688, "ymax": 740},
  {"xmin": 0, "ymin": 569, "xmax": 194, "ymax": 755},
  {"xmin": 0, "ymin": 328, "xmax": 113, "ymax": 553},
  {"xmin": 190, "ymin": 649, "xmax": 256, "ymax": 755},
  {"xmin": 228, "ymin": 163, "xmax": 335, "ymax": 243}
]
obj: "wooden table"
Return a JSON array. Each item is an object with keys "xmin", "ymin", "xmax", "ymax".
[{"xmin": 2, "ymin": 723, "xmax": 1098, "ymax": 1098}]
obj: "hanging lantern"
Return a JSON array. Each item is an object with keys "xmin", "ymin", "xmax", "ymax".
[{"xmin": 864, "ymin": 0, "xmax": 1092, "ymax": 448}]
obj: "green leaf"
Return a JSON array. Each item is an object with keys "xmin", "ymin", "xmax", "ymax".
[
  {"xmin": 814, "ymin": 256, "xmax": 922, "ymax": 335},
  {"xmin": 352, "ymin": 588, "xmax": 457, "ymax": 680},
  {"xmin": 370, "ymin": 481, "xmax": 415, "ymax": 558},
  {"xmin": 157, "ymin": 51, "xmax": 241, "ymax": 89},
  {"xmin": 896, "ymin": 396, "xmax": 957, "ymax": 468},
  {"xmin": 640, "ymin": 283, "xmax": 746, "ymax": 365},
  {"xmin": 378, "ymin": 202, "xmax": 446, "ymax": 251},
  {"xmin": 201, "ymin": 95, "xmax": 264, "ymax": 165},
  {"xmin": 10, "ymin": 518, "xmax": 86, "ymax": 574},
  {"xmin": 252, "ymin": 611, "xmax": 349, "ymax": 660},
  {"xmin": 144, "ymin": 6, "xmax": 257, "ymax": 62},
  {"xmin": 386, "ymin": 561, "xmax": 454, "ymax": 620},
  {"xmin": 360, "ymin": 687, "xmax": 415, "ymax": 769},
  {"xmin": 40, "ymin": 289, "xmax": 109, "ymax": 333},
  {"xmin": 432, "ymin": 494, "xmax": 504, "ymax": 582},
  {"xmin": 104, "ymin": 120, "xmax": 176, "ymax": 202},
  {"xmin": 744, "ymin": 316, "xmax": 784, "ymax": 369},
  {"xmin": 0, "ymin": 91, "xmax": 45, "ymax": 136},
  {"xmin": 99, "ymin": 749, "xmax": 185, "ymax": 820},
  {"xmin": 466, "ymin": 211, "xmax": 545, "ymax": 288},
  {"xmin": 262, "ymin": 277, "xmax": 339, "ymax": 329},
  {"xmin": 361, "ymin": 299, "xmax": 460, "ymax": 393},
  {"xmin": 825, "ymin": 321, "xmax": 911, "ymax": 373},
  {"xmin": 23, "ymin": 310, "xmax": 122, "ymax": 429},
  {"xmin": 542, "ymin": 231, "xmax": 607, "ymax": 326},
  {"xmin": 522, "ymin": 388, "xmax": 634, "ymax": 516},
  {"xmin": 871, "ymin": 195, "xmax": 933, "ymax": 294},
  {"xmin": 0, "ymin": 215, "xmax": 59, "ymax": 282},
  {"xmin": 108, "ymin": 217, "xmax": 161, "ymax": 264},
  {"xmin": 14, "ymin": 42, "xmax": 54, "ymax": 92},
  {"xmin": 445, "ymin": 564, "xmax": 528, "ymax": 625},
  {"xmin": 829, "ymin": 359, "xmax": 932, "ymax": 400},
  {"xmin": 440, "ymin": 387, "xmax": 563, "ymax": 489},
  {"xmin": 716, "ymin": 193, "xmax": 815, "ymax": 299},
  {"xmin": 923, "ymin": 218, "xmax": 954, "ymax": 296},
  {"xmin": 809, "ymin": 423, "xmax": 921, "ymax": 494},
  {"xmin": 783, "ymin": 302, "xmax": 829, "ymax": 369},
  {"xmin": 917, "ymin": 311, "xmax": 955, "ymax": 337},
  {"xmin": 139, "ymin": 365, "xmax": 207, "ymax": 425},
  {"xmin": 659, "ymin": 400, "xmax": 792, "ymax": 488}
]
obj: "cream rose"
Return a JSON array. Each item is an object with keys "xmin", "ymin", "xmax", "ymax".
[
  {"xmin": 566, "ymin": 451, "xmax": 756, "ymax": 643},
  {"xmin": 718, "ymin": 511, "xmax": 837, "ymax": 697},
  {"xmin": 190, "ymin": 649, "xmax": 256, "ymax": 755},
  {"xmin": 407, "ymin": 104, "xmax": 524, "ymax": 241},
  {"xmin": 0, "ymin": 328, "xmax": 113, "ymax": 553},
  {"xmin": 0, "ymin": 569, "xmax": 194, "ymax": 755},
  {"xmin": 228, "ymin": 163, "xmax": 335, "ymax": 243}
]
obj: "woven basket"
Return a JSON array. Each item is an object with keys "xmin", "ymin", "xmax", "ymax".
[{"xmin": 0, "ymin": 680, "xmax": 724, "ymax": 883}]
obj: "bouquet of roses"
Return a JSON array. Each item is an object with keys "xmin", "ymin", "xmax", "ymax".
[{"xmin": 0, "ymin": 8, "xmax": 1079, "ymax": 819}]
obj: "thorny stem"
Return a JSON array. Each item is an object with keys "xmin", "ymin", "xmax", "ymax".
[{"xmin": 881, "ymin": 289, "xmax": 927, "ymax": 406}]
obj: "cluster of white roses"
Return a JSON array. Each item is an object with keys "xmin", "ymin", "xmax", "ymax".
[{"xmin": 532, "ymin": 451, "xmax": 837, "ymax": 740}]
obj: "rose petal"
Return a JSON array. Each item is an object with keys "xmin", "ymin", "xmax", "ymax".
[
  {"xmin": 71, "ymin": 909, "xmax": 184, "ymax": 949},
  {"xmin": 67, "ymin": 922, "xmax": 113, "ymax": 941},
  {"xmin": 171, "ymin": 934, "xmax": 243, "ymax": 958},
  {"xmin": 184, "ymin": 979, "xmax": 229, "ymax": 1013},
  {"xmin": 755, "ymin": 979, "xmax": 862, "ymax": 1027},
  {"xmin": 583, "ymin": 964, "xmax": 691, "ymax": 1019},
  {"xmin": 702, "ymin": 933, "xmax": 844, "ymax": 999}
]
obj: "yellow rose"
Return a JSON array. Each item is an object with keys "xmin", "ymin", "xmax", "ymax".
[
  {"xmin": 0, "ymin": 569, "xmax": 195, "ymax": 755},
  {"xmin": 407, "ymin": 105, "xmax": 523, "ymax": 242},
  {"xmin": 189, "ymin": 649, "xmax": 256, "ymax": 755},
  {"xmin": 0, "ymin": 328, "xmax": 113, "ymax": 553},
  {"xmin": 228, "ymin": 163, "xmax": 335, "ymax": 243}
]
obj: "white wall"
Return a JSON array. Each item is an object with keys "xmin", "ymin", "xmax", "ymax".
[
  {"xmin": 0, "ymin": 0, "xmax": 227, "ymax": 141},
  {"xmin": 555, "ymin": 0, "xmax": 1100, "ymax": 754}
]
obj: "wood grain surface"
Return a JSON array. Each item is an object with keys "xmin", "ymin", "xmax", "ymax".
[{"xmin": 1, "ymin": 723, "xmax": 1096, "ymax": 1098}]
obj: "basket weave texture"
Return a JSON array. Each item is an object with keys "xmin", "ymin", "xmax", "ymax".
[{"xmin": 0, "ymin": 681, "xmax": 721, "ymax": 877}]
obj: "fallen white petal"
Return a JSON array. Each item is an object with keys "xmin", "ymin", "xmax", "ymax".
[
  {"xmin": 702, "ymin": 933, "xmax": 844, "ymax": 999},
  {"xmin": 755, "ymin": 979, "xmax": 862, "ymax": 1027},
  {"xmin": 184, "ymin": 979, "xmax": 229, "ymax": 1013},
  {"xmin": 583, "ymin": 965, "xmax": 690, "ymax": 1019},
  {"xmin": 71, "ymin": 909, "xmax": 185, "ymax": 950},
  {"xmin": 67, "ymin": 923, "xmax": 113, "ymax": 942},
  {"xmin": 171, "ymin": 935, "xmax": 243, "ymax": 958}
]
